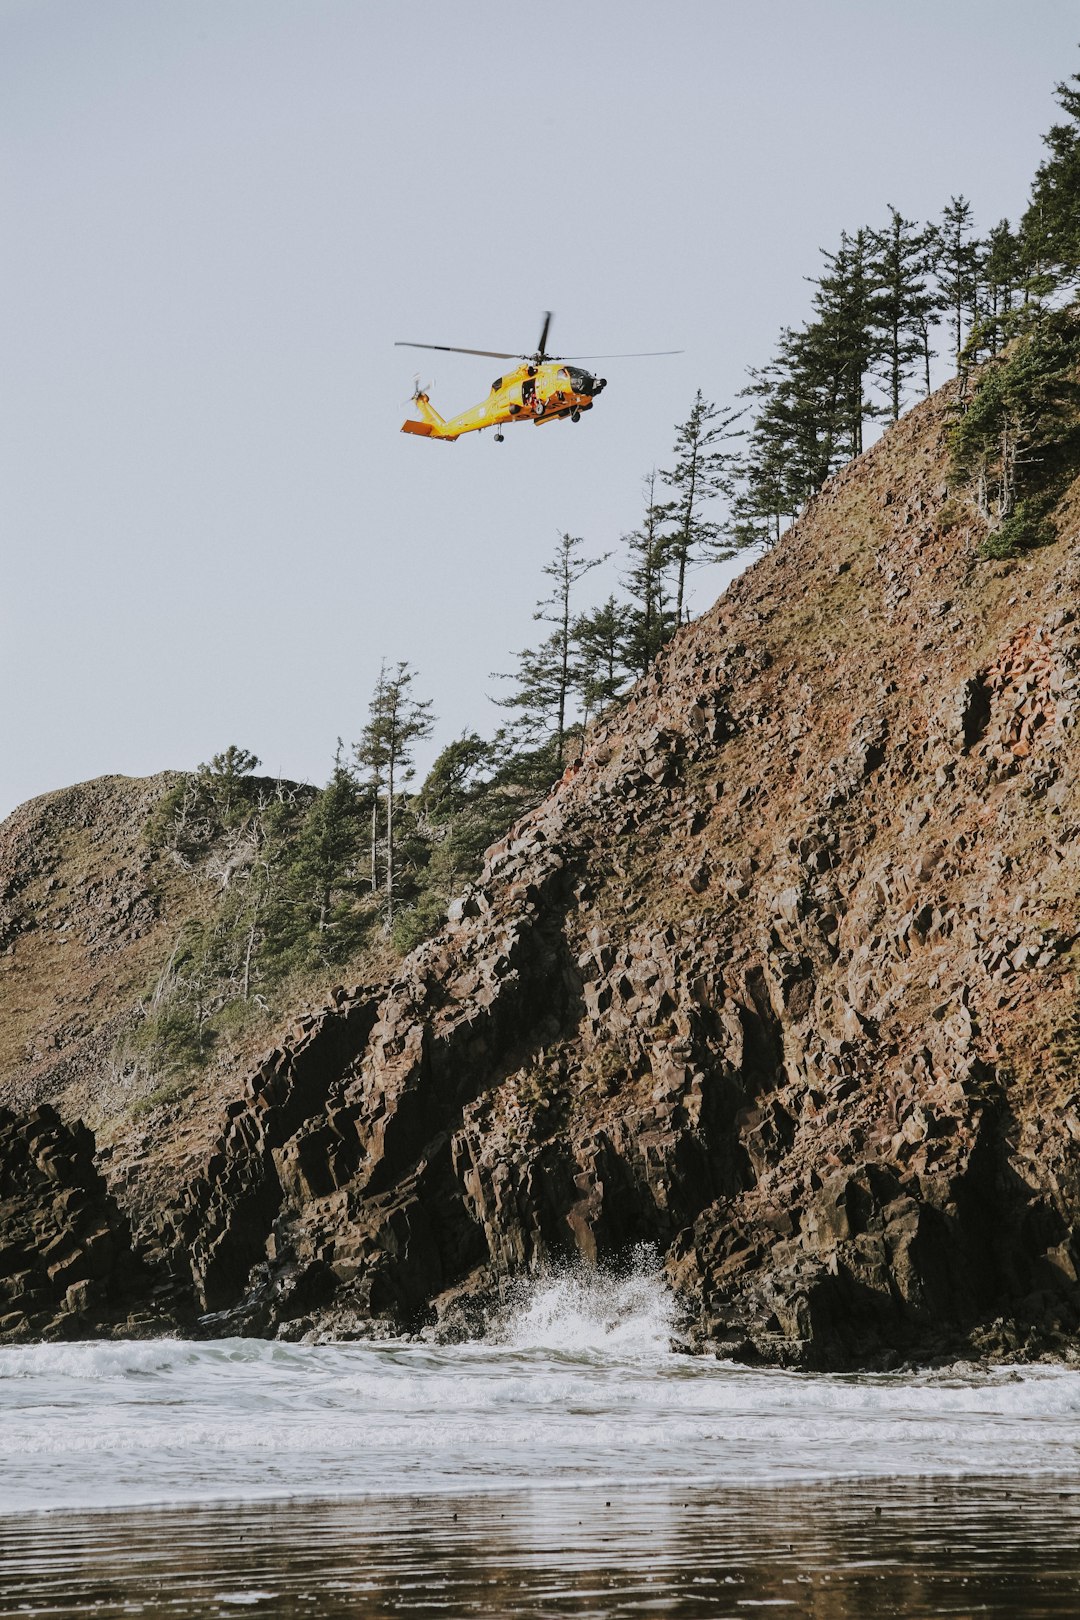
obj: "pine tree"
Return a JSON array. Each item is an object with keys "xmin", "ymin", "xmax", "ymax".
[
  {"xmin": 414, "ymin": 732, "xmax": 509, "ymax": 883},
  {"xmin": 355, "ymin": 662, "xmax": 389, "ymax": 893},
  {"xmin": 739, "ymin": 316, "xmax": 849, "ymax": 525},
  {"xmin": 950, "ymin": 304, "xmax": 1080, "ymax": 532},
  {"xmin": 495, "ymin": 533, "xmax": 604, "ymax": 765},
  {"xmin": 493, "ymin": 634, "xmax": 567, "ymax": 747},
  {"xmin": 194, "ymin": 744, "xmax": 262, "ymax": 824},
  {"xmin": 981, "ymin": 220, "xmax": 1025, "ymax": 353},
  {"xmin": 870, "ymin": 208, "xmax": 938, "ymax": 419},
  {"xmin": 660, "ymin": 391, "xmax": 741, "ymax": 623},
  {"xmin": 808, "ymin": 227, "xmax": 882, "ymax": 457},
  {"xmin": 621, "ymin": 470, "xmax": 677, "ymax": 674},
  {"xmin": 1020, "ymin": 71, "xmax": 1080, "ymax": 295},
  {"xmin": 915, "ymin": 223, "xmax": 942, "ymax": 395},
  {"xmin": 354, "ymin": 662, "xmax": 433, "ymax": 922},
  {"xmin": 399, "ymin": 728, "xmax": 559, "ymax": 952},
  {"xmin": 260, "ymin": 753, "xmax": 370, "ymax": 976},
  {"xmin": 736, "ymin": 228, "xmax": 887, "ymax": 541},
  {"xmin": 733, "ymin": 346, "xmax": 808, "ymax": 546},
  {"xmin": 293, "ymin": 759, "xmax": 365, "ymax": 945},
  {"xmin": 935, "ymin": 196, "xmax": 981, "ymax": 375},
  {"xmin": 574, "ymin": 595, "xmax": 629, "ymax": 723}
]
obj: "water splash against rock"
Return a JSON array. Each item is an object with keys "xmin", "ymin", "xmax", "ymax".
[{"xmin": 488, "ymin": 1249, "xmax": 677, "ymax": 1357}]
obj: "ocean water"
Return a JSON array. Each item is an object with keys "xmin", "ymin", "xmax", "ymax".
[{"xmin": 2, "ymin": 1266, "xmax": 1080, "ymax": 1616}]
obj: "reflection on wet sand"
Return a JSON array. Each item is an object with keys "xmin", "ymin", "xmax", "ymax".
[{"xmin": 2, "ymin": 1476, "xmax": 1079, "ymax": 1618}]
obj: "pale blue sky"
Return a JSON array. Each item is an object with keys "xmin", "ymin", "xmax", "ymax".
[{"xmin": 3, "ymin": 0, "xmax": 1077, "ymax": 818}]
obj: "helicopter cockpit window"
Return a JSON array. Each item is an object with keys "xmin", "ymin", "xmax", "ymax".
[
  {"xmin": 567, "ymin": 366, "xmax": 592, "ymax": 394},
  {"xmin": 491, "ymin": 377, "xmax": 503, "ymax": 392}
]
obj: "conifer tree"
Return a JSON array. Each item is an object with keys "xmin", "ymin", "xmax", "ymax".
[
  {"xmin": 262, "ymin": 749, "xmax": 368, "ymax": 974},
  {"xmin": 736, "ymin": 226, "xmax": 888, "ymax": 540},
  {"xmin": 1020, "ymin": 71, "xmax": 1080, "ymax": 295},
  {"xmin": 195, "ymin": 745, "xmax": 262, "ymax": 823},
  {"xmin": 354, "ymin": 661, "xmax": 433, "ymax": 921},
  {"xmin": 494, "ymin": 633, "xmax": 568, "ymax": 749},
  {"xmin": 935, "ymin": 196, "xmax": 981, "ymax": 375},
  {"xmin": 915, "ymin": 223, "xmax": 943, "ymax": 395},
  {"xmin": 950, "ymin": 304, "xmax": 1080, "ymax": 530},
  {"xmin": 399, "ymin": 729, "xmax": 557, "ymax": 951},
  {"xmin": 660, "ymin": 391, "xmax": 741, "ymax": 623},
  {"xmin": 290, "ymin": 755, "xmax": 365, "ymax": 944},
  {"xmin": 495, "ymin": 533, "xmax": 604, "ymax": 764},
  {"xmin": 355, "ymin": 663, "xmax": 389, "ymax": 892},
  {"xmin": 573, "ymin": 595, "xmax": 629, "ymax": 723},
  {"xmin": 870, "ymin": 208, "xmax": 938, "ymax": 419},
  {"xmin": 414, "ymin": 732, "xmax": 508, "ymax": 884},
  {"xmin": 808, "ymin": 227, "xmax": 882, "ymax": 457},
  {"xmin": 734, "ymin": 345, "xmax": 809, "ymax": 545},
  {"xmin": 740, "ymin": 317, "xmax": 848, "ymax": 520},
  {"xmin": 621, "ymin": 470, "xmax": 676, "ymax": 674},
  {"xmin": 980, "ymin": 220, "xmax": 1025, "ymax": 353}
]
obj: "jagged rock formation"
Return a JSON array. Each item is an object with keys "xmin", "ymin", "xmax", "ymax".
[
  {"xmin": 2, "ymin": 384, "xmax": 1080, "ymax": 1366},
  {"xmin": 0, "ymin": 1106, "xmax": 170, "ymax": 1341}
]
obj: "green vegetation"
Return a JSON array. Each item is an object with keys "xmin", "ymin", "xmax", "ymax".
[
  {"xmin": 129, "ymin": 1079, "xmax": 193, "ymax": 1121},
  {"xmin": 951, "ymin": 304, "xmax": 1080, "ymax": 556}
]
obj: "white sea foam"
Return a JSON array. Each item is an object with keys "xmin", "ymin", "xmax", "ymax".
[
  {"xmin": 489, "ymin": 1250, "xmax": 676, "ymax": 1357},
  {"xmin": 2, "ymin": 1264, "xmax": 1080, "ymax": 1514}
]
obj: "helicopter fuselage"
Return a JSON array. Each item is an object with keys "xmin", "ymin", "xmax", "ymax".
[{"xmin": 402, "ymin": 360, "xmax": 606, "ymax": 442}]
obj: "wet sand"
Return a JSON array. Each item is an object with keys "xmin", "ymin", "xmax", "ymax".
[{"xmin": 3, "ymin": 1475, "xmax": 1080, "ymax": 1618}]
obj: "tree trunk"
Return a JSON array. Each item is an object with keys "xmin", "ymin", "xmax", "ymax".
[
  {"xmin": 386, "ymin": 752, "xmax": 395, "ymax": 918},
  {"xmin": 370, "ymin": 795, "xmax": 378, "ymax": 892},
  {"xmin": 242, "ymin": 901, "xmax": 261, "ymax": 1001},
  {"xmin": 891, "ymin": 314, "xmax": 901, "ymax": 421},
  {"xmin": 1000, "ymin": 423, "xmax": 1016, "ymax": 519},
  {"xmin": 557, "ymin": 576, "xmax": 569, "ymax": 765}
]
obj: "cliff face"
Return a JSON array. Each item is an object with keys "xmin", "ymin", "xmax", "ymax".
[{"xmin": 3, "ymin": 384, "xmax": 1080, "ymax": 1365}]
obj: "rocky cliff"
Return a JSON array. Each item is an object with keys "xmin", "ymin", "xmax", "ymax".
[{"xmin": 3, "ymin": 383, "xmax": 1079, "ymax": 1366}]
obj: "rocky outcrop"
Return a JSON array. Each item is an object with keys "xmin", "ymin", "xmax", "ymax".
[
  {"xmin": 3, "ymin": 382, "xmax": 1080, "ymax": 1365},
  {"xmin": 0, "ymin": 1106, "xmax": 172, "ymax": 1341}
]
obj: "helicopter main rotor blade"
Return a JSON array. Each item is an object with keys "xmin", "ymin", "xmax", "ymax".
[
  {"xmin": 536, "ymin": 310, "xmax": 553, "ymax": 361},
  {"xmin": 394, "ymin": 342, "xmax": 519, "ymax": 359},
  {"xmin": 557, "ymin": 349, "xmax": 685, "ymax": 359}
]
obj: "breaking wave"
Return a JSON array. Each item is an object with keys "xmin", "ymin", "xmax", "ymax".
[
  {"xmin": 2, "ymin": 1258, "xmax": 1080, "ymax": 1514},
  {"xmin": 488, "ymin": 1248, "xmax": 677, "ymax": 1357}
]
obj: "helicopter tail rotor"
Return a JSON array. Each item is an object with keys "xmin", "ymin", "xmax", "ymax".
[{"xmin": 403, "ymin": 373, "xmax": 435, "ymax": 405}]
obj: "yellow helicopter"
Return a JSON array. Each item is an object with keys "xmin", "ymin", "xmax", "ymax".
[{"xmin": 396, "ymin": 312, "xmax": 681, "ymax": 443}]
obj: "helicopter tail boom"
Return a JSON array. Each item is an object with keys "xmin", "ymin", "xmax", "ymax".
[{"xmin": 401, "ymin": 390, "xmax": 458, "ymax": 441}]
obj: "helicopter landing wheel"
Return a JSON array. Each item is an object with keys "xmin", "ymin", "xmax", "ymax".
[
  {"xmin": 534, "ymin": 401, "xmax": 545, "ymax": 419},
  {"xmin": 494, "ymin": 432, "xmax": 504, "ymax": 443},
  {"xmin": 571, "ymin": 409, "xmax": 581, "ymax": 422}
]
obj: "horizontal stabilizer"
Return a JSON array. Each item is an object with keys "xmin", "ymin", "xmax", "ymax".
[{"xmin": 401, "ymin": 418, "xmax": 434, "ymax": 436}]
